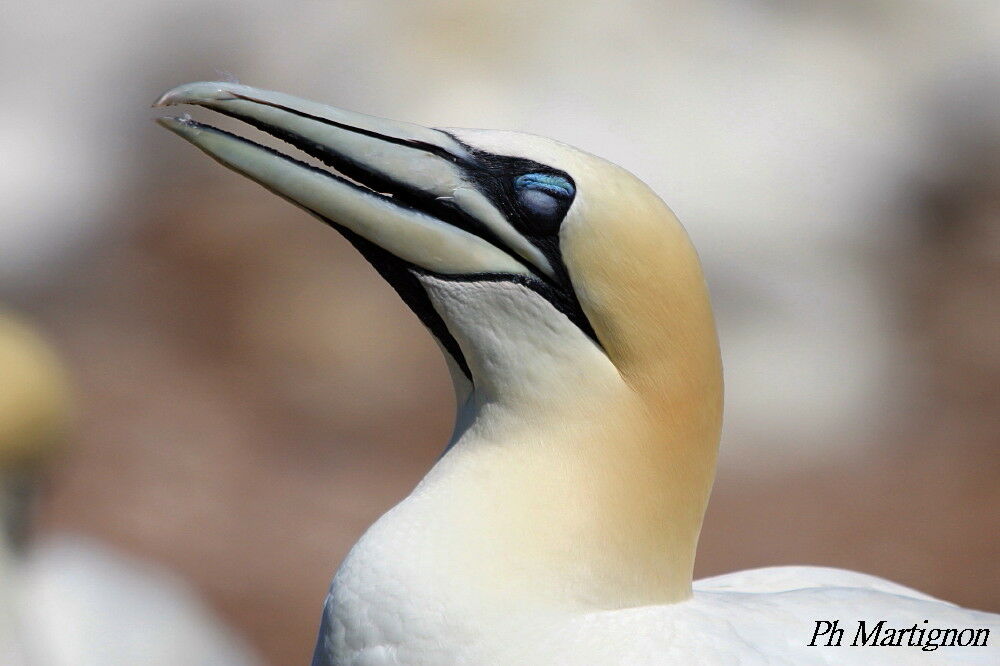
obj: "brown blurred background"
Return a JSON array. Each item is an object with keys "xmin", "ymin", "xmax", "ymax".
[{"xmin": 2, "ymin": 1, "xmax": 998, "ymax": 663}]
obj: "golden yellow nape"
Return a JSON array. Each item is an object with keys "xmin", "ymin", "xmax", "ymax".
[
  {"xmin": 550, "ymin": 156, "xmax": 724, "ymax": 604},
  {"xmin": 0, "ymin": 311, "xmax": 72, "ymax": 470},
  {"xmin": 562, "ymin": 161, "xmax": 722, "ymax": 408}
]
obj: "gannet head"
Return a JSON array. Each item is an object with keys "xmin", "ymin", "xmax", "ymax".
[
  {"xmin": 0, "ymin": 313, "xmax": 69, "ymax": 470},
  {"xmin": 156, "ymin": 83, "xmax": 722, "ymax": 606}
]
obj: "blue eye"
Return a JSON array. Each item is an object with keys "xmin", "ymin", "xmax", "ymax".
[
  {"xmin": 514, "ymin": 173, "xmax": 575, "ymax": 198},
  {"xmin": 512, "ymin": 172, "xmax": 575, "ymax": 235}
]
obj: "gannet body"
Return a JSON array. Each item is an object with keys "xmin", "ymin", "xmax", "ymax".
[{"xmin": 156, "ymin": 82, "xmax": 999, "ymax": 665}]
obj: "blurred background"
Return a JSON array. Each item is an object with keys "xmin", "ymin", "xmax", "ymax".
[{"xmin": 2, "ymin": 0, "xmax": 998, "ymax": 663}]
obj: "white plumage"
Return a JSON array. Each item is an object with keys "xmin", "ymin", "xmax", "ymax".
[{"xmin": 16, "ymin": 534, "xmax": 261, "ymax": 666}]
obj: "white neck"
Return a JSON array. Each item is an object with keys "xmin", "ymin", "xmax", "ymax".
[
  {"xmin": 325, "ymin": 268, "xmax": 719, "ymax": 665},
  {"xmin": 391, "ymin": 276, "xmax": 709, "ymax": 609}
]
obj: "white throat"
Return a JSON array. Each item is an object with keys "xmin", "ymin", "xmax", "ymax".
[{"xmin": 418, "ymin": 275, "xmax": 622, "ymax": 436}]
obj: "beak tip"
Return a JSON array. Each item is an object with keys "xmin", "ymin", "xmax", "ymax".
[
  {"xmin": 151, "ymin": 93, "xmax": 173, "ymax": 108},
  {"xmin": 152, "ymin": 81, "xmax": 238, "ymax": 109}
]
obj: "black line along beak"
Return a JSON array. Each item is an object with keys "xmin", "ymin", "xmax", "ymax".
[{"xmin": 153, "ymin": 81, "xmax": 555, "ymax": 279}]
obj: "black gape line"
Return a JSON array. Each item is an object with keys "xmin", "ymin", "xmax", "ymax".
[
  {"xmin": 202, "ymin": 107, "xmax": 518, "ymax": 280},
  {"xmin": 178, "ymin": 111, "xmax": 604, "ymax": 382}
]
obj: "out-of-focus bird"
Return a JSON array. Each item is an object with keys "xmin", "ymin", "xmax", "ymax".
[
  {"xmin": 157, "ymin": 82, "xmax": 999, "ymax": 665},
  {"xmin": 0, "ymin": 311, "xmax": 262, "ymax": 666},
  {"xmin": 0, "ymin": 312, "xmax": 68, "ymax": 665}
]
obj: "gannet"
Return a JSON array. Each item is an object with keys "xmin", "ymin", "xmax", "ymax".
[
  {"xmin": 155, "ymin": 82, "xmax": 999, "ymax": 665},
  {"xmin": 0, "ymin": 311, "xmax": 67, "ymax": 666},
  {"xmin": 0, "ymin": 311, "xmax": 262, "ymax": 666}
]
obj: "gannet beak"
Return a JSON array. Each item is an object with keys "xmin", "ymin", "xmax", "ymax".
[{"xmin": 154, "ymin": 82, "xmax": 552, "ymax": 278}]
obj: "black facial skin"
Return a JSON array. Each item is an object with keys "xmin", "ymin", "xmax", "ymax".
[
  {"xmin": 450, "ymin": 145, "xmax": 576, "ymax": 243},
  {"xmin": 177, "ymin": 111, "xmax": 600, "ymax": 381},
  {"xmin": 440, "ymin": 138, "xmax": 599, "ymax": 358}
]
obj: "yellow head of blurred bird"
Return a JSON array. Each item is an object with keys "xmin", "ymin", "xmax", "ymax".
[
  {"xmin": 0, "ymin": 313, "xmax": 70, "ymax": 474},
  {"xmin": 156, "ymin": 82, "xmax": 999, "ymax": 665}
]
